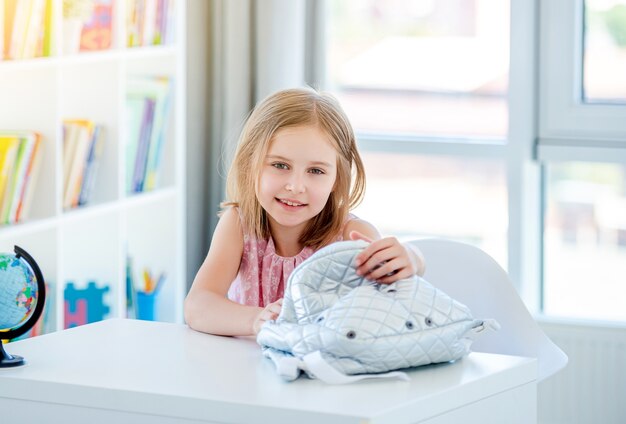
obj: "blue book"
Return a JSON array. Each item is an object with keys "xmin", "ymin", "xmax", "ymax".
[
  {"xmin": 78, "ymin": 125, "xmax": 105, "ymax": 206},
  {"xmin": 132, "ymin": 98, "xmax": 156, "ymax": 193}
]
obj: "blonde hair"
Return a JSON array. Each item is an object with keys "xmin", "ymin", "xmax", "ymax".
[{"xmin": 222, "ymin": 87, "xmax": 366, "ymax": 249}]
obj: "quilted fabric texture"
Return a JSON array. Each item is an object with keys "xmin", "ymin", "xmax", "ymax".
[{"xmin": 256, "ymin": 240, "xmax": 499, "ymax": 383}]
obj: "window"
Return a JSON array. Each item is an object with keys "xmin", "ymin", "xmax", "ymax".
[
  {"xmin": 326, "ymin": 0, "xmax": 510, "ymax": 139},
  {"xmin": 325, "ymin": 0, "xmax": 510, "ymax": 272},
  {"xmin": 538, "ymin": 0, "xmax": 626, "ymax": 321},
  {"xmin": 543, "ymin": 162, "xmax": 626, "ymax": 320},
  {"xmin": 540, "ymin": 0, "xmax": 626, "ymax": 142},
  {"xmin": 583, "ymin": 0, "xmax": 626, "ymax": 103},
  {"xmin": 354, "ymin": 152, "xmax": 507, "ymax": 268}
]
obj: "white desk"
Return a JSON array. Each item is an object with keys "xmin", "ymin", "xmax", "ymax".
[{"xmin": 0, "ymin": 319, "xmax": 537, "ymax": 424}]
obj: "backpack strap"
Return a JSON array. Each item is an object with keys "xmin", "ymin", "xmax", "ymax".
[{"xmin": 301, "ymin": 351, "xmax": 410, "ymax": 384}]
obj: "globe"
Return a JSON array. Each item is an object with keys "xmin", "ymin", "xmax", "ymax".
[{"xmin": 0, "ymin": 246, "xmax": 46, "ymax": 367}]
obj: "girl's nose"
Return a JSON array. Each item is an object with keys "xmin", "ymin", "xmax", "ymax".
[{"xmin": 285, "ymin": 177, "xmax": 305, "ymax": 193}]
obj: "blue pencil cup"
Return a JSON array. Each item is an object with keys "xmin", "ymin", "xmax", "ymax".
[{"xmin": 136, "ymin": 291, "xmax": 158, "ymax": 321}]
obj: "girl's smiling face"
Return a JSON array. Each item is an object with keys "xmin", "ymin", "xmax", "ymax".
[{"xmin": 257, "ymin": 125, "xmax": 338, "ymax": 234}]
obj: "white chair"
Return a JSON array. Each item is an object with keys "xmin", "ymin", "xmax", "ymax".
[{"xmin": 410, "ymin": 238, "xmax": 568, "ymax": 381}]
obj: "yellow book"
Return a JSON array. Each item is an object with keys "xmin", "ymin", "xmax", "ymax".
[
  {"xmin": 0, "ymin": 134, "xmax": 25, "ymax": 224},
  {"xmin": 41, "ymin": 0, "xmax": 53, "ymax": 56},
  {"xmin": 0, "ymin": 135, "xmax": 19, "ymax": 205},
  {"xmin": 126, "ymin": 0, "xmax": 140, "ymax": 47},
  {"xmin": 62, "ymin": 121, "xmax": 80, "ymax": 197}
]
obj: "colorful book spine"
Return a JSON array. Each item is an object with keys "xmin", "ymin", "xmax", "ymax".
[
  {"xmin": 154, "ymin": 0, "xmax": 166, "ymax": 45},
  {"xmin": 126, "ymin": 0, "xmax": 175, "ymax": 47},
  {"xmin": 15, "ymin": 134, "xmax": 42, "ymax": 222},
  {"xmin": 0, "ymin": 0, "xmax": 16, "ymax": 60},
  {"xmin": 10, "ymin": 132, "xmax": 40, "ymax": 222},
  {"xmin": 0, "ymin": 131, "xmax": 42, "ymax": 224},
  {"xmin": 63, "ymin": 120, "xmax": 92, "ymax": 209},
  {"xmin": 20, "ymin": 0, "xmax": 46, "ymax": 59},
  {"xmin": 142, "ymin": 77, "xmax": 171, "ymax": 190},
  {"xmin": 79, "ymin": 0, "xmax": 113, "ymax": 51},
  {"xmin": 125, "ymin": 96, "xmax": 145, "ymax": 193},
  {"xmin": 40, "ymin": 0, "xmax": 53, "ymax": 57},
  {"xmin": 132, "ymin": 97, "xmax": 155, "ymax": 192},
  {"xmin": 62, "ymin": 120, "xmax": 105, "ymax": 209},
  {"xmin": 3, "ymin": 0, "xmax": 53, "ymax": 60},
  {"xmin": 0, "ymin": 135, "xmax": 20, "ymax": 207},
  {"xmin": 125, "ymin": 76, "xmax": 172, "ymax": 193},
  {"xmin": 8, "ymin": 0, "xmax": 30, "ymax": 59},
  {"xmin": 78, "ymin": 125, "xmax": 105, "ymax": 206}
]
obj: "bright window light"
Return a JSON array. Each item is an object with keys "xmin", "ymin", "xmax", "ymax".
[
  {"xmin": 326, "ymin": 0, "xmax": 510, "ymax": 139},
  {"xmin": 583, "ymin": 0, "xmax": 626, "ymax": 103},
  {"xmin": 543, "ymin": 162, "xmax": 626, "ymax": 320}
]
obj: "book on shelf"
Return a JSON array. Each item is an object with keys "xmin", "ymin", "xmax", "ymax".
[
  {"xmin": 0, "ymin": 131, "xmax": 42, "ymax": 225},
  {"xmin": 125, "ymin": 95, "xmax": 144, "ymax": 193},
  {"xmin": 62, "ymin": 119, "xmax": 105, "ymax": 209},
  {"xmin": 126, "ymin": 0, "xmax": 175, "ymax": 47},
  {"xmin": 15, "ymin": 133, "xmax": 43, "ymax": 222},
  {"xmin": 131, "ymin": 97, "xmax": 155, "ymax": 193},
  {"xmin": 6, "ymin": 133, "xmax": 32, "ymax": 221},
  {"xmin": 0, "ymin": 135, "xmax": 19, "ymax": 207},
  {"xmin": 1, "ymin": 0, "xmax": 53, "ymax": 60},
  {"xmin": 20, "ymin": 0, "xmax": 47, "ymax": 59},
  {"xmin": 63, "ymin": 120, "xmax": 93, "ymax": 208},
  {"xmin": 78, "ymin": 124, "xmax": 105, "ymax": 206},
  {"xmin": 7, "ymin": 0, "xmax": 29, "ymax": 59},
  {"xmin": 126, "ymin": 75, "xmax": 172, "ymax": 193},
  {"xmin": 79, "ymin": 0, "xmax": 113, "ymax": 52}
]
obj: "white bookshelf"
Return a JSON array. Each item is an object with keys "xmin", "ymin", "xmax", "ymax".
[{"xmin": 0, "ymin": 0, "xmax": 187, "ymax": 332}]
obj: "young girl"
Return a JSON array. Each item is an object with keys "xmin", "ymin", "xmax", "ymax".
[{"xmin": 184, "ymin": 87, "xmax": 425, "ymax": 336}]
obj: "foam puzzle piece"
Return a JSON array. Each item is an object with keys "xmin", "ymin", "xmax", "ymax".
[
  {"xmin": 64, "ymin": 298, "xmax": 87, "ymax": 328},
  {"xmin": 64, "ymin": 281, "xmax": 110, "ymax": 329}
]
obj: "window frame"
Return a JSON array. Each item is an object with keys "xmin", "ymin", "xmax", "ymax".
[{"xmin": 539, "ymin": 0, "xmax": 626, "ymax": 152}]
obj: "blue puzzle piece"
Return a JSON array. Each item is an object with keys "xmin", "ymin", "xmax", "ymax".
[{"xmin": 64, "ymin": 281, "xmax": 111, "ymax": 327}]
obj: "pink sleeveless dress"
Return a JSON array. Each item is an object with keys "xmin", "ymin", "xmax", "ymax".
[{"xmin": 228, "ymin": 214, "xmax": 355, "ymax": 307}]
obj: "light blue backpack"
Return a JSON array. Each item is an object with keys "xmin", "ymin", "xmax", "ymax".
[{"xmin": 257, "ymin": 240, "xmax": 499, "ymax": 383}]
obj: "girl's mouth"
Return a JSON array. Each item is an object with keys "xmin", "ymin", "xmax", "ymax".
[{"xmin": 276, "ymin": 198, "xmax": 307, "ymax": 208}]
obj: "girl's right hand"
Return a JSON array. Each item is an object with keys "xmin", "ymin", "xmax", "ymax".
[{"xmin": 252, "ymin": 298, "xmax": 283, "ymax": 334}]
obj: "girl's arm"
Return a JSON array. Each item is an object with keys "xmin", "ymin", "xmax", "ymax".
[
  {"xmin": 184, "ymin": 207, "xmax": 267, "ymax": 336},
  {"xmin": 343, "ymin": 219, "xmax": 426, "ymax": 284}
]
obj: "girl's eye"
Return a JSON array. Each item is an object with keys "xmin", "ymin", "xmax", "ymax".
[
  {"xmin": 309, "ymin": 168, "xmax": 325, "ymax": 175},
  {"xmin": 272, "ymin": 162, "xmax": 289, "ymax": 170}
]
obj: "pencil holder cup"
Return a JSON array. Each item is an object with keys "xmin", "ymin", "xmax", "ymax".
[{"xmin": 136, "ymin": 291, "xmax": 158, "ymax": 321}]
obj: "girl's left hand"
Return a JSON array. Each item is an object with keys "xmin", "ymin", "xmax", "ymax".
[
  {"xmin": 350, "ymin": 231, "xmax": 421, "ymax": 284},
  {"xmin": 252, "ymin": 298, "xmax": 283, "ymax": 335}
]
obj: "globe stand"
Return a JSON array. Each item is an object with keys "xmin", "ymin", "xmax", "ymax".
[
  {"xmin": 0, "ymin": 343, "xmax": 24, "ymax": 367},
  {"xmin": 0, "ymin": 246, "xmax": 46, "ymax": 368}
]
